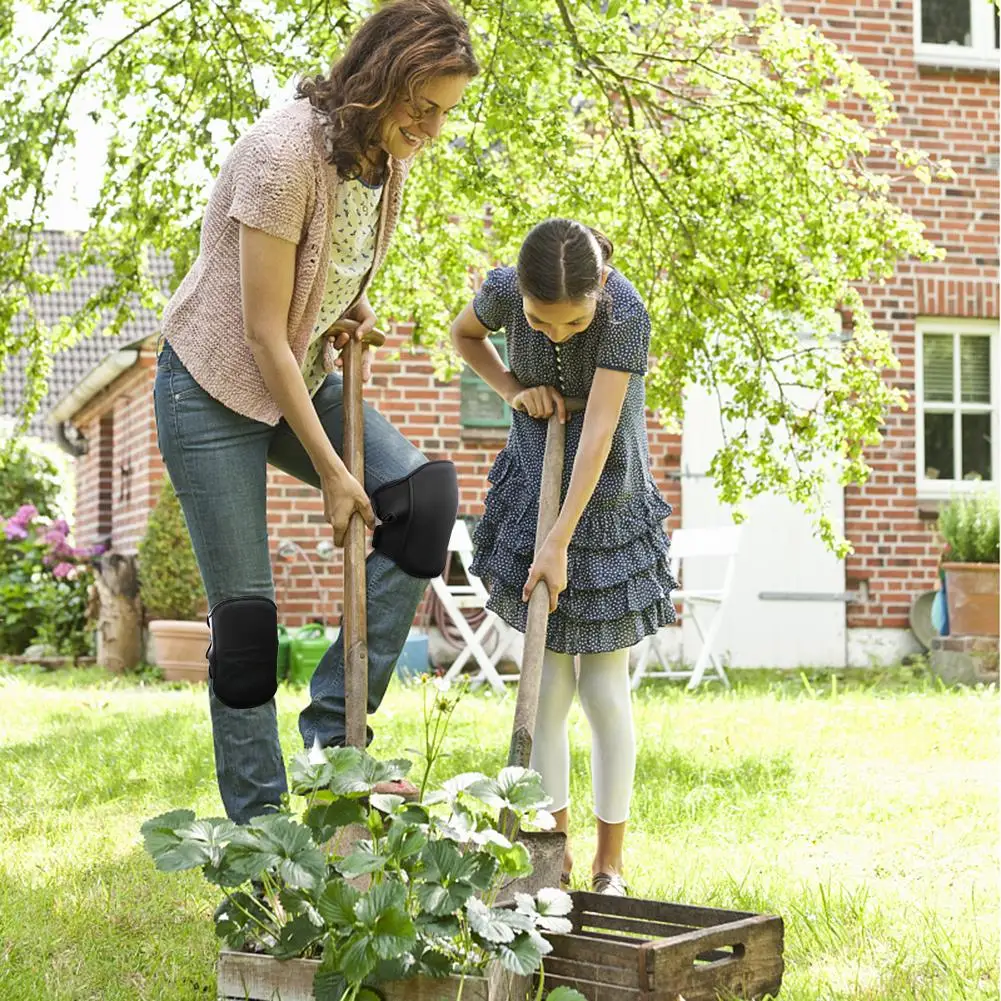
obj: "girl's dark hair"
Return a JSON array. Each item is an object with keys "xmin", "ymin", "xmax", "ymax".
[
  {"xmin": 516, "ymin": 218, "xmax": 614, "ymax": 303},
  {"xmin": 297, "ymin": 0, "xmax": 479, "ymax": 179}
]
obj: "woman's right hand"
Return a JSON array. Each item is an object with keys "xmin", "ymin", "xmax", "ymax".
[
  {"xmin": 321, "ymin": 470, "xmax": 376, "ymax": 547},
  {"xmin": 511, "ymin": 385, "xmax": 567, "ymax": 423}
]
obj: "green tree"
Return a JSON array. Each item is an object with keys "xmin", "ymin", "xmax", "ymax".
[
  {"xmin": 0, "ymin": 1, "xmax": 955, "ymax": 552},
  {"xmin": 0, "ymin": 438, "xmax": 61, "ymax": 518},
  {"xmin": 137, "ymin": 478, "xmax": 205, "ymax": 620}
]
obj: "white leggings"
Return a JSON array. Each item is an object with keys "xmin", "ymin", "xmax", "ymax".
[{"xmin": 529, "ymin": 647, "xmax": 635, "ymax": 825}]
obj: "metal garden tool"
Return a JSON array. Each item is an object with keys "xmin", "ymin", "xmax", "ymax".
[{"xmin": 497, "ymin": 396, "xmax": 586, "ymax": 902}]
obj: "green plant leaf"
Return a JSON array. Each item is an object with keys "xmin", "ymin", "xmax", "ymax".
[
  {"xmin": 140, "ymin": 809, "xmax": 196, "ymax": 869},
  {"xmin": 340, "ymin": 933, "xmax": 379, "ymax": 984},
  {"xmin": 318, "ymin": 881, "xmax": 362, "ymax": 929},
  {"xmin": 279, "ymin": 887, "xmax": 323, "ymax": 927},
  {"xmin": 415, "ymin": 943, "xmax": 454, "ymax": 978},
  {"xmin": 499, "ymin": 931, "xmax": 547, "ymax": 976},
  {"xmin": 546, "ymin": 988, "xmax": 589, "ymax": 1001},
  {"xmin": 387, "ymin": 823, "xmax": 427, "ymax": 861},
  {"xmin": 304, "ymin": 799, "xmax": 367, "ymax": 842},
  {"xmin": 370, "ymin": 793, "xmax": 405, "ymax": 814},
  {"xmin": 415, "ymin": 881, "xmax": 475, "ymax": 917},
  {"xmin": 231, "ymin": 815, "xmax": 326, "ymax": 890},
  {"xmin": 289, "ymin": 752, "xmax": 335, "ymax": 795},
  {"xmin": 416, "ymin": 914, "xmax": 461, "ymax": 939},
  {"xmin": 489, "ymin": 841, "xmax": 533, "ymax": 879},
  {"xmin": 466, "ymin": 897, "xmax": 515, "ymax": 944},
  {"xmin": 273, "ymin": 913, "xmax": 324, "ymax": 959},
  {"xmin": 313, "ymin": 946, "xmax": 348, "ymax": 1001},
  {"xmin": 337, "ymin": 849, "xmax": 391, "ymax": 879}
]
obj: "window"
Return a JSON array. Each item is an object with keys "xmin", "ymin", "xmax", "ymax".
[
  {"xmin": 460, "ymin": 334, "xmax": 511, "ymax": 430},
  {"xmin": 917, "ymin": 319, "xmax": 998, "ymax": 497},
  {"xmin": 915, "ymin": 0, "xmax": 1000, "ymax": 70}
]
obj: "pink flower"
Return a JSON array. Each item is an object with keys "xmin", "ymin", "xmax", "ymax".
[
  {"xmin": 12, "ymin": 504, "xmax": 38, "ymax": 526},
  {"xmin": 44, "ymin": 528, "xmax": 67, "ymax": 547},
  {"xmin": 52, "ymin": 519, "xmax": 70, "ymax": 535},
  {"xmin": 52, "ymin": 562, "xmax": 74, "ymax": 579},
  {"xmin": 4, "ymin": 522, "xmax": 27, "ymax": 541}
]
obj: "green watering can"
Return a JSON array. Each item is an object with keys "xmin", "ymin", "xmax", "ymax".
[
  {"xmin": 277, "ymin": 625, "xmax": 292, "ymax": 681},
  {"xmin": 288, "ymin": 623, "xmax": 332, "ymax": 686}
]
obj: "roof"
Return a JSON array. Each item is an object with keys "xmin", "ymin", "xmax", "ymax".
[{"xmin": 0, "ymin": 231, "xmax": 174, "ymax": 439}]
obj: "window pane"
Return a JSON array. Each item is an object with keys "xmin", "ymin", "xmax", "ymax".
[
  {"xmin": 924, "ymin": 412, "xmax": 955, "ymax": 480},
  {"xmin": 962, "ymin": 413, "xmax": 993, "ymax": 481},
  {"xmin": 460, "ymin": 334, "xmax": 510, "ymax": 429},
  {"xmin": 960, "ymin": 335, "xmax": 992, "ymax": 403},
  {"xmin": 921, "ymin": 0, "xmax": 972, "ymax": 45},
  {"xmin": 923, "ymin": 333, "xmax": 954, "ymax": 402}
]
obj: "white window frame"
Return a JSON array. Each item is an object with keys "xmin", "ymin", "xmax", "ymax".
[
  {"xmin": 915, "ymin": 317, "xmax": 999, "ymax": 499},
  {"xmin": 914, "ymin": 0, "xmax": 1000, "ymax": 70}
]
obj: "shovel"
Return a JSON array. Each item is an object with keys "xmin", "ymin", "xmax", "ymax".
[{"xmin": 497, "ymin": 396, "xmax": 586, "ymax": 902}]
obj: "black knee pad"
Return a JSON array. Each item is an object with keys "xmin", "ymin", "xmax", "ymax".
[
  {"xmin": 371, "ymin": 460, "xmax": 458, "ymax": 579},
  {"xmin": 208, "ymin": 596, "xmax": 279, "ymax": 709}
]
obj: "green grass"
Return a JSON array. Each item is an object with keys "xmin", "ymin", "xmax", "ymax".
[{"xmin": 0, "ymin": 661, "xmax": 996, "ymax": 1000}]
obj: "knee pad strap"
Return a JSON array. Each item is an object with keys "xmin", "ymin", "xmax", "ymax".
[
  {"xmin": 208, "ymin": 596, "xmax": 278, "ymax": 709},
  {"xmin": 371, "ymin": 460, "xmax": 458, "ymax": 579}
]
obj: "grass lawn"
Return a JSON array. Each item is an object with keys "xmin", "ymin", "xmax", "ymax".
[{"xmin": 0, "ymin": 661, "xmax": 996, "ymax": 1000}]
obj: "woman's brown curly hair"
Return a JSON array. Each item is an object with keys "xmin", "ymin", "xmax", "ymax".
[{"xmin": 297, "ymin": 0, "xmax": 479, "ymax": 179}]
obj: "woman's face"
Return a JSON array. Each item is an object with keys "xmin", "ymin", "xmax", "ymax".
[
  {"xmin": 379, "ymin": 74, "xmax": 469, "ymax": 160},
  {"xmin": 522, "ymin": 296, "xmax": 600, "ymax": 344}
]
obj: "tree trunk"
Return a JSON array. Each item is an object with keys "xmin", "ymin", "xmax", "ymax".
[{"xmin": 93, "ymin": 553, "xmax": 143, "ymax": 674}]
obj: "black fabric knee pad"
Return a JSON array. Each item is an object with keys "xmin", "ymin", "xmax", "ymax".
[
  {"xmin": 371, "ymin": 460, "xmax": 458, "ymax": 579},
  {"xmin": 208, "ymin": 596, "xmax": 279, "ymax": 710}
]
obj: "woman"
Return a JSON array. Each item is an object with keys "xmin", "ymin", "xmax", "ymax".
[{"xmin": 155, "ymin": 0, "xmax": 478, "ymax": 824}]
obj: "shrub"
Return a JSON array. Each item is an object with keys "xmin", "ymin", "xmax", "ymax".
[
  {"xmin": 138, "ymin": 478, "xmax": 205, "ymax": 620},
  {"xmin": 0, "ymin": 439, "xmax": 61, "ymax": 519},
  {"xmin": 0, "ymin": 505, "xmax": 96, "ymax": 656},
  {"xmin": 938, "ymin": 490, "xmax": 1000, "ymax": 564}
]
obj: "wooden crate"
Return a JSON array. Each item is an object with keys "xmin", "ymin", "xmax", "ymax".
[
  {"xmin": 217, "ymin": 950, "xmax": 530, "ymax": 1001},
  {"xmin": 539, "ymin": 892, "xmax": 784, "ymax": 1001}
]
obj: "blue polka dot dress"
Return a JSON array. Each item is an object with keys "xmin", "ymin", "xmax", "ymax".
[{"xmin": 468, "ymin": 266, "xmax": 678, "ymax": 655}]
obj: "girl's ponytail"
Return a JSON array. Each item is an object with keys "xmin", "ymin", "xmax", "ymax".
[{"xmin": 587, "ymin": 227, "xmax": 614, "ymax": 265}]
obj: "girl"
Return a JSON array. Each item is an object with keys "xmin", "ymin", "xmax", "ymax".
[
  {"xmin": 155, "ymin": 0, "xmax": 477, "ymax": 825},
  {"xmin": 450, "ymin": 219, "xmax": 677, "ymax": 896}
]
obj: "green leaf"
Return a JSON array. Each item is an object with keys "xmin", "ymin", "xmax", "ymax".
[
  {"xmin": 419, "ymin": 840, "xmax": 465, "ymax": 883},
  {"xmin": 289, "ymin": 752, "xmax": 335, "ymax": 796},
  {"xmin": 273, "ymin": 913, "xmax": 324, "ymax": 959},
  {"xmin": 340, "ymin": 933, "xmax": 379, "ymax": 984},
  {"xmin": 318, "ymin": 881, "xmax": 361, "ymax": 929},
  {"xmin": 415, "ymin": 881, "xmax": 474, "ymax": 917},
  {"xmin": 313, "ymin": 946, "xmax": 348, "ymax": 1001},
  {"xmin": 499, "ymin": 931, "xmax": 547, "ymax": 976},
  {"xmin": 230, "ymin": 815, "xmax": 326, "ymax": 889},
  {"xmin": 337, "ymin": 849, "xmax": 391, "ymax": 879},
  {"xmin": 369, "ymin": 793, "xmax": 405, "ymax": 814},
  {"xmin": 387, "ymin": 823, "xmax": 427, "ymax": 861},
  {"xmin": 490, "ymin": 841, "xmax": 533, "ymax": 880},
  {"xmin": 304, "ymin": 798, "xmax": 367, "ymax": 841},
  {"xmin": 140, "ymin": 810, "xmax": 199, "ymax": 871},
  {"xmin": 466, "ymin": 897, "xmax": 515, "ymax": 944},
  {"xmin": 545, "ymin": 989, "xmax": 589, "ymax": 1001}
]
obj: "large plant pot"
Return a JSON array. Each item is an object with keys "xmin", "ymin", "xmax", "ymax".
[
  {"xmin": 148, "ymin": 619, "xmax": 210, "ymax": 682},
  {"xmin": 942, "ymin": 563, "xmax": 1000, "ymax": 637},
  {"xmin": 217, "ymin": 950, "xmax": 529, "ymax": 1001}
]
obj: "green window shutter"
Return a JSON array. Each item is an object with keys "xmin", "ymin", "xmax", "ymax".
[{"xmin": 460, "ymin": 334, "xmax": 511, "ymax": 429}]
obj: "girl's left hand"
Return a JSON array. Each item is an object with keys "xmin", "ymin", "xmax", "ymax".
[{"xmin": 523, "ymin": 538, "xmax": 568, "ymax": 613}]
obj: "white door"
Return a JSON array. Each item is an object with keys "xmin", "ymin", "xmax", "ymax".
[{"xmin": 678, "ymin": 386, "xmax": 847, "ymax": 670}]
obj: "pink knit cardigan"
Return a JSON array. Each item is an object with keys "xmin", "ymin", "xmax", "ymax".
[{"xmin": 161, "ymin": 98, "xmax": 410, "ymax": 425}]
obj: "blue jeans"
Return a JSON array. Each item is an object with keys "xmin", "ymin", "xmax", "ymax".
[{"xmin": 153, "ymin": 341, "xmax": 429, "ymax": 824}]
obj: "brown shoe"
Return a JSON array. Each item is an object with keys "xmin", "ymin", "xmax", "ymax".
[{"xmin": 592, "ymin": 872, "xmax": 628, "ymax": 896}]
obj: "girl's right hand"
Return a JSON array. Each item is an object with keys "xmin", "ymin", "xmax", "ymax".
[
  {"xmin": 321, "ymin": 470, "xmax": 376, "ymax": 547},
  {"xmin": 511, "ymin": 385, "xmax": 567, "ymax": 423}
]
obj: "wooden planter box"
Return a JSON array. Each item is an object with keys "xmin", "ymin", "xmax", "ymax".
[
  {"xmin": 540, "ymin": 892, "xmax": 784, "ymax": 1001},
  {"xmin": 217, "ymin": 950, "xmax": 530, "ymax": 1001}
]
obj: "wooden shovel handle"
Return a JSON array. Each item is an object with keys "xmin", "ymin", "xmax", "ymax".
[
  {"xmin": 342, "ymin": 333, "xmax": 381, "ymax": 749},
  {"xmin": 506, "ymin": 396, "xmax": 586, "ymax": 769}
]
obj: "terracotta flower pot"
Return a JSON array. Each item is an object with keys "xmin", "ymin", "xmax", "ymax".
[
  {"xmin": 148, "ymin": 619, "xmax": 210, "ymax": 682},
  {"xmin": 942, "ymin": 563, "xmax": 1000, "ymax": 637}
]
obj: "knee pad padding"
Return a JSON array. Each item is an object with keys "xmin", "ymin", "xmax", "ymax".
[
  {"xmin": 371, "ymin": 460, "xmax": 458, "ymax": 579},
  {"xmin": 208, "ymin": 596, "xmax": 279, "ymax": 709}
]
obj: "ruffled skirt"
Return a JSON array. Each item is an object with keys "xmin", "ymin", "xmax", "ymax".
[{"xmin": 469, "ymin": 449, "xmax": 678, "ymax": 655}]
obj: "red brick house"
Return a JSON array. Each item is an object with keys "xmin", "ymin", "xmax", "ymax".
[{"xmin": 25, "ymin": 0, "xmax": 999, "ymax": 669}]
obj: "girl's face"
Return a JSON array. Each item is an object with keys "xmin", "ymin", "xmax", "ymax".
[
  {"xmin": 522, "ymin": 297, "xmax": 598, "ymax": 344},
  {"xmin": 379, "ymin": 74, "xmax": 469, "ymax": 161}
]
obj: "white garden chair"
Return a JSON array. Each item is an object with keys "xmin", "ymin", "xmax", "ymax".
[
  {"xmin": 432, "ymin": 520, "xmax": 518, "ymax": 696},
  {"xmin": 631, "ymin": 525, "xmax": 742, "ymax": 691}
]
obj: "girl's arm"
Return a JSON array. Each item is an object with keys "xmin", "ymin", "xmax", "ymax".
[
  {"xmin": 549, "ymin": 367, "xmax": 631, "ymax": 547},
  {"xmin": 450, "ymin": 302, "xmax": 523, "ymax": 405},
  {"xmin": 523, "ymin": 367, "xmax": 631, "ymax": 609}
]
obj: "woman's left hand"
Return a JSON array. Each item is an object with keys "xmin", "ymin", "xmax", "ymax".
[
  {"xmin": 523, "ymin": 537, "xmax": 569, "ymax": 613},
  {"xmin": 327, "ymin": 298, "xmax": 378, "ymax": 381}
]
